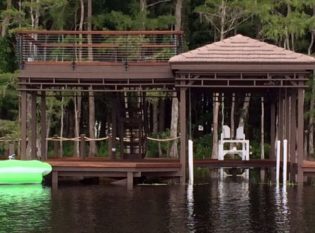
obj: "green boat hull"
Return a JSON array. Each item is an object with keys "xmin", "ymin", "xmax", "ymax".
[{"xmin": 0, "ymin": 160, "xmax": 52, "ymax": 184}]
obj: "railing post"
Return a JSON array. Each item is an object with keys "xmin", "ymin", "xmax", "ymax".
[
  {"xmin": 53, "ymin": 135, "xmax": 59, "ymax": 158},
  {"xmin": 80, "ymin": 134, "xmax": 86, "ymax": 159}
]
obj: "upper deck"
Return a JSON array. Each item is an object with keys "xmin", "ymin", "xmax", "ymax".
[{"xmin": 16, "ymin": 30, "xmax": 183, "ymax": 91}]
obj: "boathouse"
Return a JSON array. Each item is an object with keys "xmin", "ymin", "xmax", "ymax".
[{"xmin": 16, "ymin": 31, "xmax": 315, "ymax": 187}]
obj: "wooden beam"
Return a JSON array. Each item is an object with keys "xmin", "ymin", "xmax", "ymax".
[
  {"xmin": 297, "ymin": 88, "xmax": 304, "ymax": 183},
  {"xmin": 290, "ymin": 91, "xmax": 297, "ymax": 182},
  {"xmin": 270, "ymin": 102, "xmax": 276, "ymax": 160},
  {"xmin": 40, "ymin": 92, "xmax": 47, "ymax": 160}
]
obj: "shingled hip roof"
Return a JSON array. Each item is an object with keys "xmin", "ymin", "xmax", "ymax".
[{"xmin": 169, "ymin": 34, "xmax": 315, "ymax": 64}]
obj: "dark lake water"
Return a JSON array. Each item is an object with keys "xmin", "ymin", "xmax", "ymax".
[{"xmin": 1, "ymin": 176, "xmax": 315, "ymax": 233}]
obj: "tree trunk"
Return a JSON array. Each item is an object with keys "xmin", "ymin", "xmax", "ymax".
[
  {"xmin": 87, "ymin": 0, "xmax": 93, "ymax": 61},
  {"xmin": 219, "ymin": 0, "xmax": 226, "ymax": 41},
  {"xmin": 140, "ymin": 0, "xmax": 147, "ymax": 28},
  {"xmin": 308, "ymin": 6, "xmax": 315, "ymax": 156},
  {"xmin": 45, "ymin": 99, "xmax": 54, "ymax": 157},
  {"xmin": 211, "ymin": 93, "xmax": 220, "ymax": 159},
  {"xmin": 26, "ymin": 95, "xmax": 32, "ymax": 159},
  {"xmin": 152, "ymin": 101, "xmax": 158, "ymax": 134},
  {"xmin": 175, "ymin": 0, "xmax": 183, "ymax": 30},
  {"xmin": 169, "ymin": 0, "xmax": 182, "ymax": 158},
  {"xmin": 159, "ymin": 99, "xmax": 165, "ymax": 132},
  {"xmin": 78, "ymin": 0, "xmax": 84, "ymax": 61},
  {"xmin": 74, "ymin": 92, "xmax": 82, "ymax": 156},
  {"xmin": 308, "ymin": 5, "xmax": 315, "ymax": 55},
  {"xmin": 1, "ymin": 0, "xmax": 12, "ymax": 37},
  {"xmin": 170, "ymin": 93, "xmax": 178, "ymax": 158},
  {"xmin": 238, "ymin": 93, "xmax": 251, "ymax": 129},
  {"xmin": 89, "ymin": 87, "xmax": 96, "ymax": 156}
]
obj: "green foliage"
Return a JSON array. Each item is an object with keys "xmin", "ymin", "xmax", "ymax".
[
  {"xmin": 146, "ymin": 130, "xmax": 173, "ymax": 158},
  {"xmin": 0, "ymin": 37, "xmax": 17, "ymax": 73},
  {"xmin": 255, "ymin": 0, "xmax": 313, "ymax": 51},
  {"xmin": 195, "ymin": 0, "xmax": 255, "ymax": 40},
  {"xmin": 250, "ymin": 141, "xmax": 271, "ymax": 159},
  {"xmin": 0, "ymin": 72, "xmax": 18, "ymax": 120},
  {"xmin": 0, "ymin": 119, "xmax": 19, "ymax": 139},
  {"xmin": 97, "ymin": 141, "xmax": 108, "ymax": 157},
  {"xmin": 194, "ymin": 134, "xmax": 212, "ymax": 159}
]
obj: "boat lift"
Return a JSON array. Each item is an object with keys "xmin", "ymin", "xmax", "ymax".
[{"xmin": 218, "ymin": 125, "xmax": 250, "ymax": 178}]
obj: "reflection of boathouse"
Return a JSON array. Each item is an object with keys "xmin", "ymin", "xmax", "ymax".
[{"xmin": 16, "ymin": 31, "xmax": 315, "ymax": 188}]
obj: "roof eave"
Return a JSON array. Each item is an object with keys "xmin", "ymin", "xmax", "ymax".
[{"xmin": 169, "ymin": 61, "xmax": 315, "ymax": 72}]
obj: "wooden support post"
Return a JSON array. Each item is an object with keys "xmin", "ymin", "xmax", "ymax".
[
  {"xmin": 278, "ymin": 90, "xmax": 283, "ymax": 144},
  {"xmin": 297, "ymin": 88, "xmax": 304, "ymax": 183},
  {"xmin": 31, "ymin": 92, "xmax": 37, "ymax": 159},
  {"xmin": 127, "ymin": 172, "xmax": 133, "ymax": 190},
  {"xmin": 290, "ymin": 91, "xmax": 297, "ymax": 182},
  {"xmin": 21, "ymin": 91, "xmax": 27, "ymax": 159},
  {"xmin": 52, "ymin": 171, "xmax": 58, "ymax": 189},
  {"xmin": 80, "ymin": 134, "xmax": 86, "ymax": 158},
  {"xmin": 112, "ymin": 99, "xmax": 117, "ymax": 159},
  {"xmin": 40, "ymin": 92, "xmax": 47, "ymax": 160},
  {"xmin": 179, "ymin": 84, "xmax": 187, "ymax": 185},
  {"xmin": 270, "ymin": 102, "xmax": 276, "ymax": 160},
  {"xmin": 285, "ymin": 90, "xmax": 290, "ymax": 159}
]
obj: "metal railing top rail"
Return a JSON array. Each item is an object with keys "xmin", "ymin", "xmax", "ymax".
[
  {"xmin": 16, "ymin": 30, "xmax": 183, "ymax": 64},
  {"xmin": 16, "ymin": 30, "xmax": 183, "ymax": 35}
]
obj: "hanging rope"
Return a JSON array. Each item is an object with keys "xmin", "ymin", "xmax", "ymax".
[
  {"xmin": 147, "ymin": 136, "xmax": 180, "ymax": 142},
  {"xmin": 46, "ymin": 136, "xmax": 109, "ymax": 142},
  {"xmin": 84, "ymin": 136, "xmax": 109, "ymax": 142}
]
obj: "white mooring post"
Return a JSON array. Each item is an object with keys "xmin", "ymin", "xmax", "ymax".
[
  {"xmin": 282, "ymin": 139, "xmax": 288, "ymax": 186},
  {"xmin": 188, "ymin": 139, "xmax": 194, "ymax": 185},
  {"xmin": 276, "ymin": 140, "xmax": 281, "ymax": 186}
]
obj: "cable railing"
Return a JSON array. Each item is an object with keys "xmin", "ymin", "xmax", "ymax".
[
  {"xmin": 16, "ymin": 30, "xmax": 183, "ymax": 64},
  {"xmin": 0, "ymin": 134, "xmax": 180, "ymax": 159}
]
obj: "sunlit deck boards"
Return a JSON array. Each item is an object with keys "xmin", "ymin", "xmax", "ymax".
[{"xmin": 48, "ymin": 158, "xmax": 181, "ymax": 189}]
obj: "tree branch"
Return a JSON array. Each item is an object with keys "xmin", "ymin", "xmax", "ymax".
[{"xmin": 147, "ymin": 0, "xmax": 171, "ymax": 8}]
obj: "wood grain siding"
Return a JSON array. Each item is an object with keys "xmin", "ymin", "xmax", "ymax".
[{"xmin": 20, "ymin": 63, "xmax": 173, "ymax": 79}]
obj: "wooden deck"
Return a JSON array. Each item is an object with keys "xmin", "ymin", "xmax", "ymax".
[
  {"xmin": 47, "ymin": 158, "xmax": 181, "ymax": 189},
  {"xmin": 47, "ymin": 158, "xmax": 315, "ymax": 188},
  {"xmin": 47, "ymin": 158, "xmax": 282, "ymax": 189}
]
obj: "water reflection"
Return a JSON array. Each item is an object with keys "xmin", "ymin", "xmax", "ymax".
[
  {"xmin": 216, "ymin": 177, "xmax": 251, "ymax": 232},
  {"xmin": 0, "ymin": 185, "xmax": 51, "ymax": 233},
  {"xmin": 187, "ymin": 184, "xmax": 195, "ymax": 232},
  {"xmin": 274, "ymin": 186, "xmax": 290, "ymax": 232},
  {"xmin": 2, "ymin": 180, "xmax": 315, "ymax": 233}
]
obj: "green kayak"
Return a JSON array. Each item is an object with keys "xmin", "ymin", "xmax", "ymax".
[{"xmin": 0, "ymin": 160, "xmax": 52, "ymax": 184}]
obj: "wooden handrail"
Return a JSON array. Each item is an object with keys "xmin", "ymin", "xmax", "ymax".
[{"xmin": 16, "ymin": 30, "xmax": 183, "ymax": 35}]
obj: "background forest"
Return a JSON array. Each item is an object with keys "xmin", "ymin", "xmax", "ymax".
[{"xmin": 1, "ymin": 0, "xmax": 315, "ymax": 158}]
